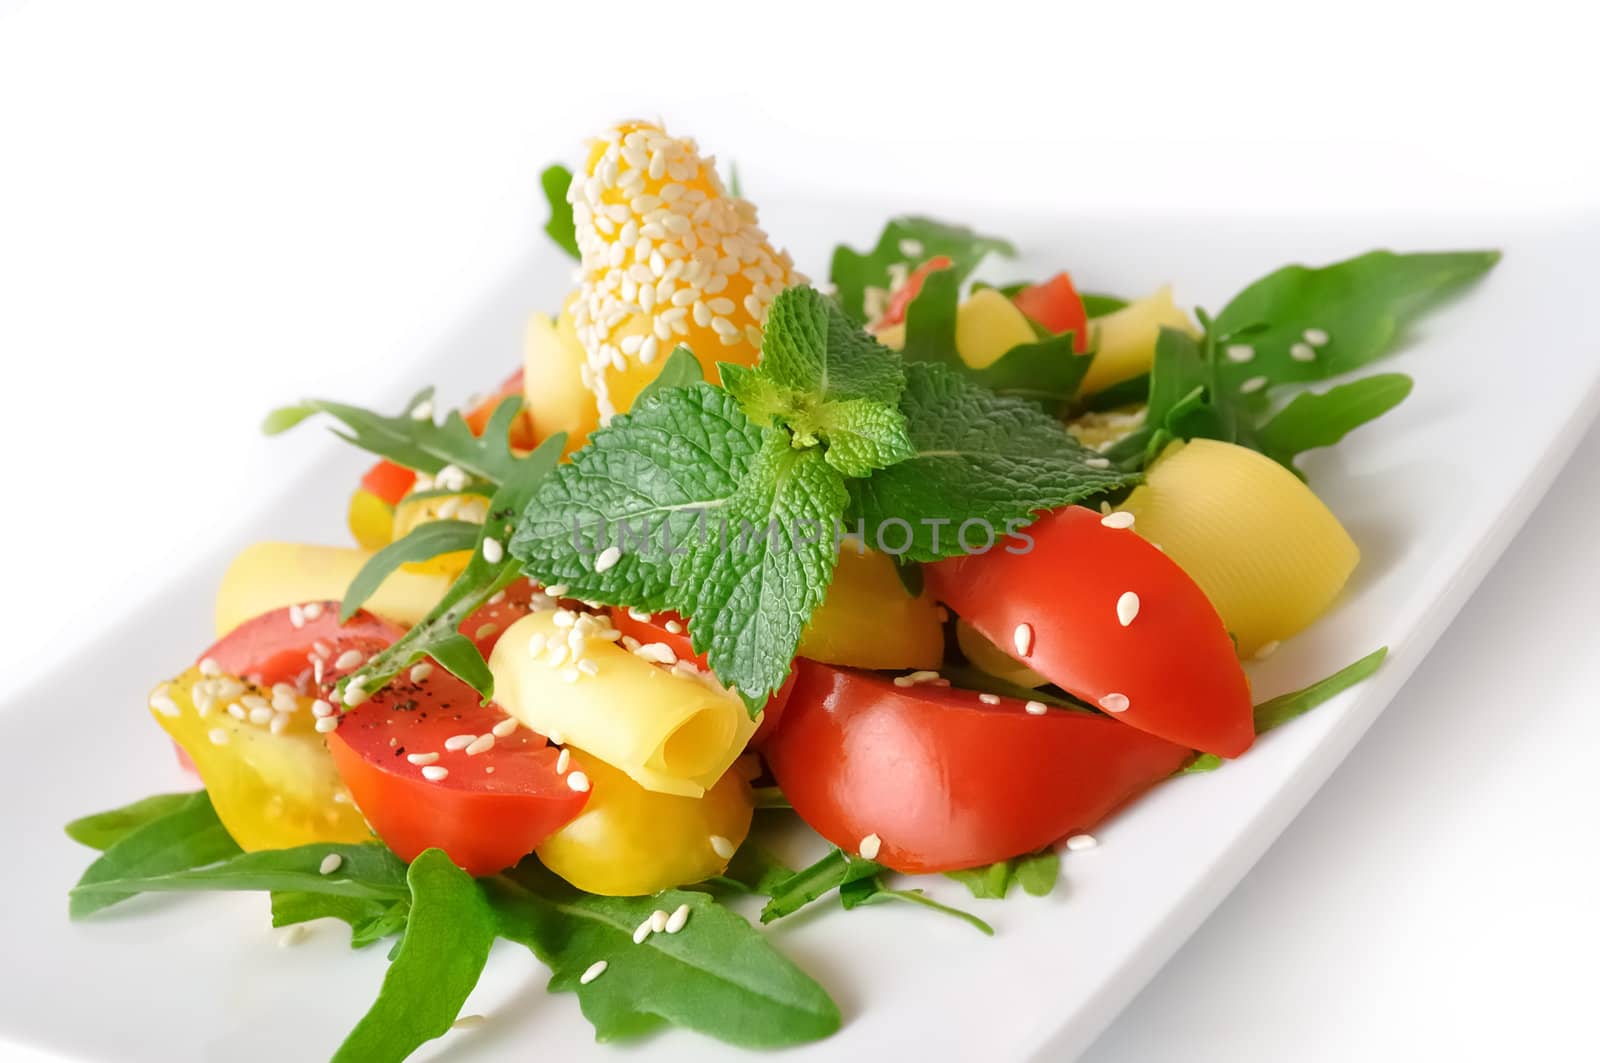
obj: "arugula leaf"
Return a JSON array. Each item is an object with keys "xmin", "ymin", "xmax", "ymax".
[
  {"xmin": 339, "ymin": 520, "xmax": 483, "ymax": 622},
  {"xmin": 939, "ymin": 664, "xmax": 1097, "ymax": 714},
  {"xmin": 945, "ymin": 848, "xmax": 1060, "ymax": 900},
  {"xmin": 65, "ymin": 792, "xmax": 199, "ymax": 851},
  {"xmin": 69, "ymin": 791, "xmax": 241, "ymax": 918},
  {"xmin": 1257, "ymin": 373, "xmax": 1414, "ymax": 471},
  {"xmin": 838, "ymin": 875, "xmax": 995, "ymax": 935},
  {"xmin": 70, "ymin": 842, "xmax": 411, "ymax": 909},
  {"xmin": 723, "ymin": 287, "xmax": 914, "ymax": 478},
  {"xmin": 540, "ymin": 163, "xmax": 579, "ymax": 260},
  {"xmin": 848, "ymin": 363, "xmax": 1139, "ymax": 561},
  {"xmin": 702, "ymin": 841, "xmax": 795, "ymax": 896},
  {"xmin": 761, "ymin": 847, "xmax": 883, "ymax": 922},
  {"xmin": 347, "ymin": 431, "xmax": 565, "ymax": 699},
  {"xmin": 270, "ymin": 892, "xmax": 407, "ymax": 949},
  {"xmin": 636, "ymin": 344, "xmax": 705, "ymax": 407},
  {"xmin": 263, "ymin": 390, "xmax": 529, "ymax": 484},
  {"xmin": 1211, "ymin": 250, "xmax": 1499, "ymax": 394},
  {"xmin": 831, "ymin": 216, "xmax": 1014, "ymax": 321},
  {"xmin": 1186, "ymin": 647, "xmax": 1388, "ymax": 773},
  {"xmin": 333, "ymin": 850, "xmax": 496, "ymax": 1063},
  {"xmin": 1080, "ymin": 371, "xmax": 1150, "ymax": 411},
  {"xmin": 1082, "ymin": 292, "xmax": 1130, "ymax": 317},
  {"xmin": 511, "ymin": 385, "xmax": 848, "ymax": 707},
  {"xmin": 902, "ymin": 269, "xmax": 1090, "ymax": 407},
  {"xmin": 487, "ymin": 862, "xmax": 840, "ymax": 1048}
]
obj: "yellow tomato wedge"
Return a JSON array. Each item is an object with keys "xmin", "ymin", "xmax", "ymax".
[
  {"xmin": 215, "ymin": 542, "xmax": 451, "ymax": 636},
  {"xmin": 955, "ymin": 618, "xmax": 1049, "ymax": 688},
  {"xmin": 148, "ymin": 668, "xmax": 369, "ymax": 850},
  {"xmin": 346, "ymin": 488, "xmax": 395, "ymax": 552},
  {"xmin": 1084, "ymin": 286, "xmax": 1199, "ymax": 396},
  {"xmin": 1118, "ymin": 438, "xmax": 1360, "ymax": 657},
  {"xmin": 523, "ymin": 295, "xmax": 602, "ymax": 454},
  {"xmin": 797, "ymin": 548, "xmax": 945, "ymax": 670},
  {"xmin": 568, "ymin": 120, "xmax": 802, "ymax": 420},
  {"xmin": 535, "ymin": 750, "xmax": 752, "ymax": 896},
  {"xmin": 388, "ymin": 491, "xmax": 483, "ymax": 577}
]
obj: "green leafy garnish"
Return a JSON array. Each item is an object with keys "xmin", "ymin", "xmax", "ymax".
[
  {"xmin": 701, "ymin": 841, "xmax": 795, "ymax": 895},
  {"xmin": 1186, "ymin": 646, "xmax": 1388, "ymax": 773},
  {"xmin": 945, "ymin": 848, "xmax": 1061, "ymax": 900},
  {"xmin": 70, "ymin": 842, "xmax": 411, "ymax": 909},
  {"xmin": 339, "ymin": 520, "xmax": 483, "ymax": 622},
  {"xmin": 334, "ymin": 850, "xmax": 497, "ymax": 1063},
  {"xmin": 67, "ymin": 791, "xmax": 242, "ymax": 918},
  {"xmin": 635, "ymin": 344, "xmax": 705, "ymax": 406},
  {"xmin": 540, "ymin": 163, "xmax": 579, "ymax": 260},
  {"xmin": 1081, "ymin": 292, "xmax": 1130, "ymax": 317},
  {"xmin": 487, "ymin": 862, "xmax": 840, "ymax": 1048},
  {"xmin": 848, "ymin": 363, "xmax": 1138, "ymax": 560},
  {"xmin": 270, "ymin": 891, "xmax": 407, "ymax": 948},
  {"xmin": 760, "ymin": 847, "xmax": 883, "ymax": 923},
  {"xmin": 831, "ymin": 216, "xmax": 1014, "ymax": 321},
  {"xmin": 1256, "ymin": 373, "xmax": 1414, "ymax": 473},
  {"xmin": 65, "ymin": 792, "xmax": 198, "ymax": 851},
  {"xmin": 838, "ymin": 874, "xmax": 995, "ymax": 935}
]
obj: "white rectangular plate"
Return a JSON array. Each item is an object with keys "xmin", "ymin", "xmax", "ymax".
[{"xmin": 4, "ymin": 207, "xmax": 1598, "ymax": 1063}]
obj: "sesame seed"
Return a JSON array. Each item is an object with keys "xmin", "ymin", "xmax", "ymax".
[
  {"xmin": 552, "ymin": 610, "xmax": 576, "ymax": 629},
  {"xmin": 311, "ymin": 699, "xmax": 334, "ymax": 718},
  {"xmin": 556, "ymin": 748, "xmax": 571, "ymax": 773},
  {"xmin": 1099, "ymin": 692, "xmax": 1131, "ymax": 713},
  {"xmin": 545, "ymin": 584, "xmax": 569, "ymax": 597},
  {"xmin": 1290, "ymin": 342, "xmax": 1317, "ymax": 362},
  {"xmin": 149, "ymin": 692, "xmax": 180, "ymax": 717},
  {"xmin": 277, "ymin": 924, "xmax": 309, "ymax": 947},
  {"xmin": 859, "ymin": 833, "xmax": 882, "ymax": 860},
  {"xmin": 1116, "ymin": 591, "xmax": 1141, "ymax": 627},
  {"xmin": 634, "ymin": 642, "xmax": 677, "ymax": 665},
  {"xmin": 1100, "ymin": 511, "xmax": 1136, "ymax": 530},
  {"xmin": 334, "ymin": 649, "xmax": 365, "ymax": 671},
  {"xmin": 1303, "ymin": 327, "xmax": 1330, "ymax": 346},
  {"xmin": 208, "ymin": 727, "xmax": 230, "ymax": 745},
  {"xmin": 1240, "ymin": 375, "xmax": 1268, "ymax": 394},
  {"xmin": 898, "ymin": 237, "xmax": 925, "ymax": 258},
  {"xmin": 319, "ymin": 853, "xmax": 343, "ymax": 875},
  {"xmin": 241, "ymin": 694, "xmax": 270, "ymax": 712},
  {"xmin": 560, "ymin": 667, "xmax": 581, "ymax": 683},
  {"xmin": 578, "ymin": 659, "xmax": 599, "ymax": 676},
  {"xmin": 527, "ymin": 632, "xmax": 548, "ymax": 657},
  {"xmin": 491, "ymin": 717, "xmax": 519, "ymax": 738},
  {"xmin": 227, "ymin": 703, "xmax": 247, "ymax": 720},
  {"xmin": 649, "ymin": 909, "xmax": 670, "ymax": 934},
  {"xmin": 198, "ymin": 657, "xmax": 221, "ymax": 677},
  {"xmin": 1225, "ymin": 344, "xmax": 1255, "ymax": 363},
  {"xmin": 1254, "ymin": 640, "xmax": 1282, "ymax": 660},
  {"xmin": 1024, "ymin": 700, "xmax": 1048, "ymax": 716},
  {"xmin": 547, "ymin": 729, "xmax": 564, "ymax": 745},
  {"xmin": 343, "ymin": 679, "xmax": 369, "ymax": 707},
  {"xmin": 409, "ymin": 663, "xmax": 433, "ymax": 683},
  {"xmin": 978, "ymin": 693, "xmax": 1001, "ymax": 705},
  {"xmin": 594, "ymin": 546, "xmax": 622, "ymax": 573},
  {"xmin": 248, "ymin": 706, "xmax": 274, "ymax": 725},
  {"xmin": 1013, "ymin": 623, "xmax": 1034, "ymax": 657},
  {"xmin": 664, "ymin": 619, "xmax": 683, "ymax": 634},
  {"xmin": 632, "ymin": 917, "xmax": 654, "ymax": 944},
  {"xmin": 451, "ymin": 1015, "xmax": 486, "ymax": 1030},
  {"xmin": 709, "ymin": 834, "xmax": 735, "ymax": 859},
  {"xmin": 567, "ymin": 770, "xmax": 590, "ymax": 792},
  {"xmin": 481, "ymin": 538, "xmax": 505, "ymax": 564},
  {"xmin": 315, "ymin": 716, "xmax": 339, "ymax": 734},
  {"xmin": 892, "ymin": 676, "xmax": 915, "ymax": 687},
  {"xmin": 665, "ymin": 904, "xmax": 691, "ymax": 934},
  {"xmin": 579, "ymin": 960, "xmax": 608, "ymax": 985},
  {"xmin": 302, "ymin": 602, "xmax": 324, "ymax": 621},
  {"xmin": 270, "ymin": 713, "xmax": 290, "ymax": 735},
  {"xmin": 1085, "ymin": 457, "xmax": 1112, "ymax": 469},
  {"xmin": 465, "ymin": 734, "xmax": 495, "ymax": 756},
  {"xmin": 444, "ymin": 734, "xmax": 476, "ymax": 752},
  {"xmin": 407, "ymin": 752, "xmax": 440, "ymax": 766},
  {"xmin": 474, "ymin": 622, "xmax": 498, "ymax": 640},
  {"xmin": 422, "ymin": 765, "xmax": 449, "ymax": 782},
  {"xmin": 289, "ymin": 604, "xmax": 305, "ymax": 628},
  {"xmin": 311, "ymin": 640, "xmax": 332, "ymax": 658},
  {"xmin": 1066, "ymin": 834, "xmax": 1099, "ymax": 852}
]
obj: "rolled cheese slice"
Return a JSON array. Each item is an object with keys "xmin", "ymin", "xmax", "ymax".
[
  {"xmin": 488, "ymin": 611, "xmax": 756, "ymax": 797},
  {"xmin": 214, "ymin": 541, "xmax": 452, "ymax": 637}
]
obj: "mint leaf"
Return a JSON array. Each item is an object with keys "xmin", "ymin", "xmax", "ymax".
[
  {"xmin": 70, "ymin": 842, "xmax": 412, "ymax": 909},
  {"xmin": 541, "ymin": 163, "xmax": 579, "ymax": 260},
  {"xmin": 68, "ymin": 791, "xmax": 241, "ymax": 918},
  {"xmin": 945, "ymin": 847, "xmax": 1061, "ymax": 900},
  {"xmin": 487, "ymin": 862, "xmax": 840, "ymax": 1048},
  {"xmin": 346, "ymin": 432, "xmax": 565, "ymax": 700},
  {"xmin": 339, "ymin": 519, "xmax": 483, "ymax": 622},
  {"xmin": 849, "ymin": 363, "xmax": 1139, "ymax": 561},
  {"xmin": 1185, "ymin": 647, "xmax": 1388, "ymax": 773},
  {"xmin": 838, "ymin": 876, "xmax": 994, "ymax": 935},
  {"xmin": 510, "ymin": 385, "xmax": 848, "ymax": 706},
  {"xmin": 1257, "ymin": 373, "xmax": 1414, "ymax": 471},
  {"xmin": 902, "ymin": 269, "xmax": 1091, "ymax": 407},
  {"xmin": 810, "ymin": 397, "xmax": 916, "ymax": 477},
  {"xmin": 65, "ymin": 792, "xmax": 199, "ymax": 851},
  {"xmin": 1211, "ymin": 250, "xmax": 1499, "ymax": 397},
  {"xmin": 333, "ymin": 850, "xmax": 496, "ymax": 1063},
  {"xmin": 263, "ymin": 390, "xmax": 529, "ymax": 484},
  {"xmin": 831, "ymin": 216, "xmax": 1014, "ymax": 321},
  {"xmin": 636, "ymin": 344, "xmax": 705, "ymax": 407}
]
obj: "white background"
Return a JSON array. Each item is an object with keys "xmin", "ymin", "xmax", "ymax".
[{"xmin": 2, "ymin": 2, "xmax": 1597, "ymax": 1060}]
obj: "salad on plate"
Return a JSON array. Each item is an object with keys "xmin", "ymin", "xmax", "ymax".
[{"xmin": 64, "ymin": 120, "xmax": 1499, "ymax": 1061}]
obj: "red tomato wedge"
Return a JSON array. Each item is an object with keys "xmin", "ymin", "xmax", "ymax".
[
  {"xmin": 1012, "ymin": 272, "xmax": 1089, "ymax": 353},
  {"xmin": 198, "ymin": 603, "xmax": 403, "ymax": 692},
  {"xmin": 459, "ymin": 578, "xmax": 546, "ymax": 659},
  {"xmin": 874, "ymin": 256, "xmax": 954, "ymax": 330},
  {"xmin": 606, "ymin": 607, "xmax": 794, "ymax": 745},
  {"xmin": 359, "ymin": 461, "xmax": 417, "ymax": 508},
  {"xmin": 926, "ymin": 506, "xmax": 1254, "ymax": 757},
  {"xmin": 326, "ymin": 667, "xmax": 586, "ymax": 875},
  {"xmin": 764, "ymin": 660, "xmax": 1193, "ymax": 873}
]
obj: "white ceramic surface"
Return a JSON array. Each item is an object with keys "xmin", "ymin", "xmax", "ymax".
[{"xmin": 3, "ymin": 206, "xmax": 1597, "ymax": 1063}]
